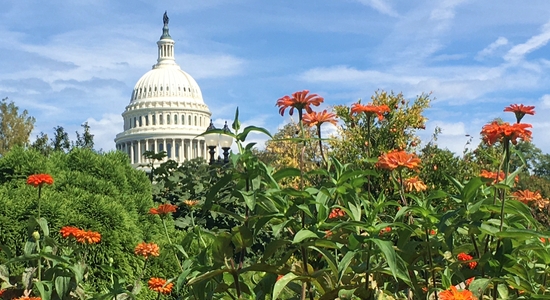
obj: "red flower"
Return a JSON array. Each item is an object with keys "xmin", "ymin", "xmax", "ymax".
[
  {"xmin": 504, "ymin": 104, "xmax": 535, "ymax": 123},
  {"xmin": 376, "ymin": 150, "xmax": 421, "ymax": 171},
  {"xmin": 276, "ymin": 274, "xmax": 284, "ymax": 281},
  {"xmin": 430, "ymin": 229, "xmax": 437, "ymax": 235},
  {"xmin": 328, "ymin": 208, "xmax": 345, "ymax": 219},
  {"xmin": 481, "ymin": 121, "xmax": 532, "ymax": 146},
  {"xmin": 148, "ymin": 277, "xmax": 173, "ymax": 294},
  {"xmin": 350, "ymin": 103, "xmax": 390, "ymax": 121},
  {"xmin": 135, "ymin": 242, "xmax": 160, "ymax": 259},
  {"xmin": 26, "ymin": 174, "xmax": 53, "ymax": 187},
  {"xmin": 465, "ymin": 277, "xmax": 475, "ymax": 286},
  {"xmin": 150, "ymin": 203, "xmax": 177, "ymax": 216},
  {"xmin": 302, "ymin": 110, "xmax": 338, "ymax": 127},
  {"xmin": 276, "ymin": 90, "xmax": 324, "ymax": 117},
  {"xmin": 457, "ymin": 253, "xmax": 477, "ymax": 269},
  {"xmin": 439, "ymin": 286, "xmax": 477, "ymax": 300}
]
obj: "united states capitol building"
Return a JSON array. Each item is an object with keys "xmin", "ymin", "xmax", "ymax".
[{"xmin": 114, "ymin": 13, "xmax": 211, "ymax": 167}]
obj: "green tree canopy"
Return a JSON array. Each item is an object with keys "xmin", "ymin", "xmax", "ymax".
[{"xmin": 0, "ymin": 97, "xmax": 35, "ymax": 155}]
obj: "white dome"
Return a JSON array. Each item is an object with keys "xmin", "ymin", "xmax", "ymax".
[
  {"xmin": 114, "ymin": 13, "xmax": 212, "ymax": 168},
  {"xmin": 131, "ymin": 65, "xmax": 204, "ymax": 103}
]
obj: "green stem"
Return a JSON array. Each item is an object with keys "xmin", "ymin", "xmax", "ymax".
[
  {"xmin": 364, "ymin": 241, "xmax": 372, "ymax": 291},
  {"xmin": 38, "ymin": 185, "xmax": 42, "ymax": 220},
  {"xmin": 162, "ymin": 218, "xmax": 184, "ymax": 270},
  {"xmin": 191, "ymin": 210, "xmax": 207, "ymax": 248},
  {"xmin": 317, "ymin": 125, "xmax": 327, "ymax": 166},
  {"xmin": 494, "ymin": 140, "xmax": 511, "ymax": 299},
  {"xmin": 425, "ymin": 228, "xmax": 437, "ymax": 300}
]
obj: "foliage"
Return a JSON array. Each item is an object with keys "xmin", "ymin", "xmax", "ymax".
[
  {"xmin": 51, "ymin": 126, "xmax": 71, "ymax": 153},
  {"xmin": 74, "ymin": 122, "xmax": 94, "ymax": 150},
  {"xmin": 0, "ymin": 97, "xmax": 35, "ymax": 156},
  {"xmin": 0, "ymin": 147, "xmax": 176, "ymax": 299}
]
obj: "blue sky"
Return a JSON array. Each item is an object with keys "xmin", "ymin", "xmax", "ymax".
[{"xmin": 1, "ymin": 0, "xmax": 550, "ymax": 154}]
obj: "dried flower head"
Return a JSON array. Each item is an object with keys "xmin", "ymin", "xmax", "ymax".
[{"xmin": 404, "ymin": 176, "xmax": 427, "ymax": 192}]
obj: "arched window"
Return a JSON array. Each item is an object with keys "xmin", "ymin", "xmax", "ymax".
[
  {"xmin": 139, "ymin": 116, "xmax": 143, "ymax": 127},
  {"xmin": 145, "ymin": 116, "xmax": 149, "ymax": 126},
  {"xmin": 152, "ymin": 115, "xmax": 156, "ymax": 125},
  {"xmin": 182, "ymin": 115, "xmax": 185, "ymax": 125},
  {"xmin": 188, "ymin": 115, "xmax": 191, "ymax": 125},
  {"xmin": 174, "ymin": 114, "xmax": 178, "ymax": 124},
  {"xmin": 134, "ymin": 117, "xmax": 137, "ymax": 128},
  {"xmin": 167, "ymin": 114, "xmax": 171, "ymax": 125},
  {"xmin": 194, "ymin": 116, "xmax": 197, "ymax": 126},
  {"xmin": 160, "ymin": 114, "xmax": 164, "ymax": 125},
  {"xmin": 167, "ymin": 143, "xmax": 172, "ymax": 158}
]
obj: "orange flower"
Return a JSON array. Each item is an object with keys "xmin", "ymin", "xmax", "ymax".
[
  {"xmin": 479, "ymin": 170, "xmax": 518, "ymax": 185},
  {"xmin": 403, "ymin": 176, "xmax": 427, "ymax": 192},
  {"xmin": 481, "ymin": 121, "xmax": 532, "ymax": 146},
  {"xmin": 430, "ymin": 229, "xmax": 437, "ymax": 235},
  {"xmin": 302, "ymin": 110, "xmax": 338, "ymax": 127},
  {"xmin": 0, "ymin": 289, "xmax": 4, "ymax": 297},
  {"xmin": 328, "ymin": 208, "xmax": 345, "ymax": 219},
  {"xmin": 26, "ymin": 174, "xmax": 54, "ymax": 187},
  {"xmin": 277, "ymin": 274, "xmax": 284, "ymax": 281},
  {"xmin": 150, "ymin": 203, "xmax": 177, "ymax": 216},
  {"xmin": 60, "ymin": 226, "xmax": 81, "ymax": 238},
  {"xmin": 512, "ymin": 189, "xmax": 543, "ymax": 204},
  {"xmin": 465, "ymin": 277, "xmax": 475, "ymax": 286},
  {"xmin": 60, "ymin": 226, "xmax": 101, "ymax": 244},
  {"xmin": 504, "ymin": 104, "xmax": 535, "ymax": 123},
  {"xmin": 376, "ymin": 150, "xmax": 421, "ymax": 171},
  {"xmin": 276, "ymin": 90, "xmax": 324, "ymax": 117},
  {"xmin": 379, "ymin": 226, "xmax": 392, "ymax": 235},
  {"xmin": 183, "ymin": 200, "xmax": 200, "ymax": 207},
  {"xmin": 148, "ymin": 277, "xmax": 173, "ymax": 294},
  {"xmin": 135, "ymin": 242, "xmax": 160, "ymax": 259},
  {"xmin": 457, "ymin": 253, "xmax": 477, "ymax": 269},
  {"xmin": 540, "ymin": 237, "xmax": 549, "ymax": 243},
  {"xmin": 75, "ymin": 230, "xmax": 101, "ymax": 244},
  {"xmin": 324, "ymin": 230, "xmax": 333, "ymax": 238},
  {"xmin": 350, "ymin": 103, "xmax": 390, "ymax": 121},
  {"xmin": 439, "ymin": 286, "xmax": 477, "ymax": 300}
]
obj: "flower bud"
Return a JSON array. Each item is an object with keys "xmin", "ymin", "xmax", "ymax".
[{"xmin": 32, "ymin": 231, "xmax": 40, "ymax": 241}]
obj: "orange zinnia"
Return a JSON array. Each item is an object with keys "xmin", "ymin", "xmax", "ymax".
[
  {"xmin": 328, "ymin": 208, "xmax": 345, "ymax": 219},
  {"xmin": 439, "ymin": 286, "xmax": 477, "ymax": 300},
  {"xmin": 479, "ymin": 170, "xmax": 518, "ymax": 185},
  {"xmin": 302, "ymin": 110, "xmax": 338, "ymax": 127},
  {"xmin": 512, "ymin": 189, "xmax": 543, "ymax": 205},
  {"xmin": 403, "ymin": 176, "xmax": 427, "ymax": 192},
  {"xmin": 135, "ymin": 242, "xmax": 160, "ymax": 259},
  {"xmin": 148, "ymin": 277, "xmax": 173, "ymax": 294},
  {"xmin": 276, "ymin": 90, "xmax": 324, "ymax": 117},
  {"xmin": 457, "ymin": 252, "xmax": 477, "ymax": 269},
  {"xmin": 60, "ymin": 226, "xmax": 81, "ymax": 238},
  {"xmin": 150, "ymin": 203, "xmax": 177, "ymax": 216},
  {"xmin": 376, "ymin": 150, "xmax": 421, "ymax": 171},
  {"xmin": 504, "ymin": 104, "xmax": 535, "ymax": 123},
  {"xmin": 379, "ymin": 226, "xmax": 392, "ymax": 235},
  {"xmin": 350, "ymin": 103, "xmax": 390, "ymax": 121},
  {"xmin": 75, "ymin": 230, "xmax": 101, "ymax": 244},
  {"xmin": 26, "ymin": 174, "xmax": 54, "ymax": 187},
  {"xmin": 480, "ymin": 121, "xmax": 532, "ymax": 146}
]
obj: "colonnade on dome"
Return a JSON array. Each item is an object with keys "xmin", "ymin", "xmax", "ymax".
[{"xmin": 115, "ymin": 137, "xmax": 206, "ymax": 165}]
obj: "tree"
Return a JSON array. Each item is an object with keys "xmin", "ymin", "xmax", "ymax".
[
  {"xmin": 30, "ymin": 132, "xmax": 53, "ymax": 156},
  {"xmin": 51, "ymin": 126, "xmax": 71, "ymax": 152},
  {"xmin": 75, "ymin": 122, "xmax": 94, "ymax": 150},
  {"xmin": 0, "ymin": 97, "xmax": 35, "ymax": 155}
]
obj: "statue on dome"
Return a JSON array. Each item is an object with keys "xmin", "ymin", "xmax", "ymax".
[{"xmin": 163, "ymin": 11, "xmax": 169, "ymax": 26}]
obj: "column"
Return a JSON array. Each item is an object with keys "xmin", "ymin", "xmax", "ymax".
[
  {"xmin": 179, "ymin": 139, "xmax": 183, "ymax": 163},
  {"xmin": 129, "ymin": 142, "xmax": 134, "ymax": 164},
  {"xmin": 138, "ymin": 140, "xmax": 142, "ymax": 164}
]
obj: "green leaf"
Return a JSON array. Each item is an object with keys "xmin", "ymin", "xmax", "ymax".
[
  {"xmin": 204, "ymin": 172, "xmax": 232, "ymax": 210},
  {"xmin": 187, "ymin": 269, "xmax": 229, "ymax": 286},
  {"xmin": 461, "ymin": 177, "xmax": 484, "ymax": 203},
  {"xmin": 231, "ymin": 225, "xmax": 253, "ymax": 251},
  {"xmin": 293, "ymin": 229, "xmax": 319, "ymax": 244},
  {"xmin": 55, "ymin": 275, "xmax": 71, "ymax": 299},
  {"xmin": 35, "ymin": 217, "xmax": 49, "ymax": 237},
  {"xmin": 272, "ymin": 273, "xmax": 301, "ymax": 300},
  {"xmin": 237, "ymin": 125, "xmax": 273, "ymax": 142},
  {"xmin": 273, "ymin": 167, "xmax": 301, "ymax": 182},
  {"xmin": 469, "ymin": 278, "xmax": 491, "ymax": 298},
  {"xmin": 369, "ymin": 238, "xmax": 410, "ymax": 283},
  {"xmin": 338, "ymin": 251, "xmax": 356, "ymax": 283},
  {"xmin": 35, "ymin": 281, "xmax": 53, "ymax": 300}
]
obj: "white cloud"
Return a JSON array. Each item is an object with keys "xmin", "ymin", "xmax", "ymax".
[
  {"xmin": 477, "ymin": 37, "xmax": 508, "ymax": 59},
  {"xmin": 354, "ymin": 0, "xmax": 399, "ymax": 17},
  {"xmin": 504, "ymin": 19, "xmax": 550, "ymax": 62},
  {"xmin": 85, "ymin": 114, "xmax": 123, "ymax": 152},
  {"xmin": 541, "ymin": 94, "xmax": 550, "ymax": 109}
]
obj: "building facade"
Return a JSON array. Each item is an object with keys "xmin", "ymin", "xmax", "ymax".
[{"xmin": 114, "ymin": 13, "xmax": 211, "ymax": 167}]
